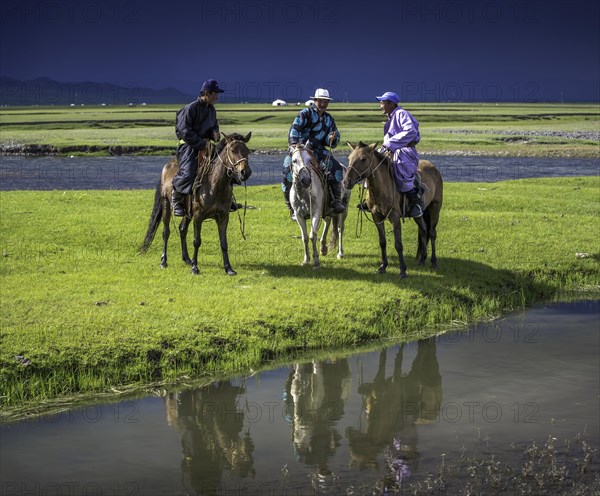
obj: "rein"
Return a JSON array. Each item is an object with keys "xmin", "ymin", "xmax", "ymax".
[
  {"xmin": 291, "ymin": 147, "xmax": 325, "ymax": 228},
  {"xmin": 350, "ymin": 152, "xmax": 395, "ymax": 237},
  {"xmin": 192, "ymin": 139, "xmax": 251, "ymax": 239}
]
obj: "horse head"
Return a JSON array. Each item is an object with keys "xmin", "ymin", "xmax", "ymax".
[
  {"xmin": 290, "ymin": 143, "xmax": 312, "ymax": 188},
  {"xmin": 220, "ymin": 132, "xmax": 252, "ymax": 184},
  {"xmin": 343, "ymin": 141, "xmax": 380, "ymax": 189}
]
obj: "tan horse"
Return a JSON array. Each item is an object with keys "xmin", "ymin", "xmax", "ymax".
[
  {"xmin": 140, "ymin": 132, "xmax": 252, "ymax": 275},
  {"xmin": 343, "ymin": 142, "xmax": 443, "ymax": 278}
]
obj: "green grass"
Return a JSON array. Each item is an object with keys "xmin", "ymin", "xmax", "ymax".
[
  {"xmin": 1, "ymin": 177, "xmax": 599, "ymax": 417},
  {"xmin": 1, "ymin": 103, "xmax": 598, "ymax": 156}
]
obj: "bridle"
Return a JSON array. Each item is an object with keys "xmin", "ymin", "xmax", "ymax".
[
  {"xmin": 290, "ymin": 146, "xmax": 312, "ymax": 185},
  {"xmin": 347, "ymin": 148, "xmax": 395, "ymax": 234},
  {"xmin": 346, "ymin": 149, "xmax": 388, "ymax": 184},
  {"xmin": 217, "ymin": 139, "xmax": 250, "ymax": 177}
]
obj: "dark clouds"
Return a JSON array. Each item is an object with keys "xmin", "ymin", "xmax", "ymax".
[{"xmin": 1, "ymin": 0, "xmax": 598, "ymax": 102}]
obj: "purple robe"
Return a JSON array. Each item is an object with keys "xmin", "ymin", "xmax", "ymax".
[{"xmin": 382, "ymin": 106, "xmax": 420, "ymax": 193}]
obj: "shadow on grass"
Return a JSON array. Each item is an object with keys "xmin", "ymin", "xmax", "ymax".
[{"xmin": 245, "ymin": 255, "xmax": 551, "ymax": 301}]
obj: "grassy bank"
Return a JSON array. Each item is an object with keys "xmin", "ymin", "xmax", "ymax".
[
  {"xmin": 1, "ymin": 102, "xmax": 598, "ymax": 157},
  {"xmin": 1, "ymin": 177, "xmax": 599, "ymax": 417}
]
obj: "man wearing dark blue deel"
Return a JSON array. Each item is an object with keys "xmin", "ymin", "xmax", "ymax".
[{"xmin": 172, "ymin": 79, "xmax": 224, "ymax": 217}]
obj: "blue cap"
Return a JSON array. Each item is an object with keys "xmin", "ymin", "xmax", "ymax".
[
  {"xmin": 201, "ymin": 79, "xmax": 225, "ymax": 93},
  {"xmin": 376, "ymin": 91, "xmax": 399, "ymax": 104}
]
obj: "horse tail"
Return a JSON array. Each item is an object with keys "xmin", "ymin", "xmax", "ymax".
[{"xmin": 140, "ymin": 179, "xmax": 164, "ymax": 253}]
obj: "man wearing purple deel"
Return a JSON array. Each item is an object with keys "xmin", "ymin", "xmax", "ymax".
[{"xmin": 376, "ymin": 91, "xmax": 425, "ymax": 218}]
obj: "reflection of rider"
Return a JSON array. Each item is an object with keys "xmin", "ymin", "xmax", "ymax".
[
  {"xmin": 283, "ymin": 359, "xmax": 351, "ymax": 476},
  {"xmin": 282, "ymin": 89, "xmax": 346, "ymax": 220},
  {"xmin": 165, "ymin": 381, "xmax": 255, "ymax": 493},
  {"xmin": 346, "ymin": 338, "xmax": 441, "ymax": 474},
  {"xmin": 376, "ymin": 91, "xmax": 425, "ymax": 218}
]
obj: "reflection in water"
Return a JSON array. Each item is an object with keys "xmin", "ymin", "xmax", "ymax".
[
  {"xmin": 165, "ymin": 381, "xmax": 255, "ymax": 493},
  {"xmin": 347, "ymin": 339, "xmax": 441, "ymax": 480},
  {"xmin": 163, "ymin": 340, "xmax": 441, "ymax": 491},
  {"xmin": 284, "ymin": 359, "xmax": 352, "ymax": 478}
]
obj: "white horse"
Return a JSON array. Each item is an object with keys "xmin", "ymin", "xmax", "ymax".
[
  {"xmin": 290, "ymin": 144, "xmax": 326, "ymax": 267},
  {"xmin": 319, "ymin": 179, "xmax": 351, "ymax": 260}
]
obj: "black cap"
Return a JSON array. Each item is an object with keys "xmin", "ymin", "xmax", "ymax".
[{"xmin": 201, "ymin": 79, "xmax": 225, "ymax": 93}]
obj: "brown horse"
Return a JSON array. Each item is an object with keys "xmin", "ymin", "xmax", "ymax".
[
  {"xmin": 140, "ymin": 132, "xmax": 252, "ymax": 275},
  {"xmin": 343, "ymin": 142, "xmax": 443, "ymax": 278}
]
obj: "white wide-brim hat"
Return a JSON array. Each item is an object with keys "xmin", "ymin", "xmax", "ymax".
[{"xmin": 311, "ymin": 88, "xmax": 333, "ymax": 100}]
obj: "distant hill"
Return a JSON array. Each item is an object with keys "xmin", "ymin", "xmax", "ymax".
[{"xmin": 0, "ymin": 77, "xmax": 196, "ymax": 106}]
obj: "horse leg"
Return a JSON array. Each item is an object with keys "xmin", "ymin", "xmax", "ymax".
[
  {"xmin": 297, "ymin": 218, "xmax": 311, "ymax": 266},
  {"xmin": 217, "ymin": 216, "xmax": 236, "ymax": 276},
  {"xmin": 179, "ymin": 215, "xmax": 192, "ymax": 265},
  {"xmin": 375, "ymin": 221, "xmax": 388, "ymax": 274},
  {"xmin": 160, "ymin": 198, "xmax": 170, "ymax": 268},
  {"xmin": 428, "ymin": 203, "xmax": 441, "ymax": 269},
  {"xmin": 320, "ymin": 216, "xmax": 330, "ymax": 256},
  {"xmin": 391, "ymin": 218, "xmax": 407, "ymax": 278},
  {"xmin": 310, "ymin": 214, "xmax": 320, "ymax": 268},
  {"xmin": 414, "ymin": 215, "xmax": 429, "ymax": 266},
  {"xmin": 337, "ymin": 213, "xmax": 346, "ymax": 259},
  {"xmin": 191, "ymin": 217, "xmax": 202, "ymax": 275}
]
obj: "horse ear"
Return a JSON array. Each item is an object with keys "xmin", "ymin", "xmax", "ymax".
[
  {"xmin": 347, "ymin": 141, "xmax": 357, "ymax": 150},
  {"xmin": 368, "ymin": 142, "xmax": 379, "ymax": 151},
  {"xmin": 358, "ymin": 141, "xmax": 367, "ymax": 148},
  {"xmin": 243, "ymin": 131, "xmax": 252, "ymax": 143},
  {"xmin": 221, "ymin": 132, "xmax": 231, "ymax": 143}
]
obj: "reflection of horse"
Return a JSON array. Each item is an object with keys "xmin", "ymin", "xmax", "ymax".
[
  {"xmin": 165, "ymin": 381, "xmax": 255, "ymax": 492},
  {"xmin": 284, "ymin": 359, "xmax": 351, "ymax": 474},
  {"xmin": 343, "ymin": 142, "xmax": 443, "ymax": 277},
  {"xmin": 289, "ymin": 144, "xmax": 326, "ymax": 267},
  {"xmin": 346, "ymin": 339, "xmax": 442, "ymax": 472},
  {"xmin": 140, "ymin": 132, "xmax": 252, "ymax": 275}
]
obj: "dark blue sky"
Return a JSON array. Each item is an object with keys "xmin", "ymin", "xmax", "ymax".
[{"xmin": 1, "ymin": 0, "xmax": 598, "ymax": 102}]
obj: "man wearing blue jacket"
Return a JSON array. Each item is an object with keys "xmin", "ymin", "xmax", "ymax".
[
  {"xmin": 172, "ymin": 79, "xmax": 224, "ymax": 216},
  {"xmin": 282, "ymin": 88, "xmax": 346, "ymax": 219}
]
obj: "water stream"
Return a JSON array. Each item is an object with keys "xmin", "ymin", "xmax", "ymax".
[
  {"xmin": 1, "ymin": 154, "xmax": 598, "ymax": 190},
  {"xmin": 2, "ymin": 300, "xmax": 598, "ymax": 494}
]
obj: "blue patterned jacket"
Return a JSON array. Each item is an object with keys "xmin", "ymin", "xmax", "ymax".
[{"xmin": 288, "ymin": 106, "xmax": 340, "ymax": 161}]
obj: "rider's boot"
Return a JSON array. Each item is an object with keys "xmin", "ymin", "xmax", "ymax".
[
  {"xmin": 172, "ymin": 188, "xmax": 186, "ymax": 217},
  {"xmin": 283, "ymin": 189, "xmax": 296, "ymax": 221},
  {"xmin": 404, "ymin": 188, "xmax": 425, "ymax": 218},
  {"xmin": 230, "ymin": 201, "xmax": 243, "ymax": 212},
  {"xmin": 329, "ymin": 181, "xmax": 345, "ymax": 214}
]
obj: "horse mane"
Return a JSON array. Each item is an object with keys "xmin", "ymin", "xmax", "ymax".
[{"xmin": 214, "ymin": 133, "xmax": 247, "ymax": 156}]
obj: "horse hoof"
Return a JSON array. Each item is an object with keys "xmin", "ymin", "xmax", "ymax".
[
  {"xmin": 378, "ymin": 267, "xmax": 386, "ymax": 274},
  {"xmin": 320, "ymin": 247, "xmax": 328, "ymax": 256},
  {"xmin": 301, "ymin": 261, "xmax": 310, "ymax": 267},
  {"xmin": 431, "ymin": 263, "xmax": 439, "ymax": 270},
  {"xmin": 160, "ymin": 263, "xmax": 168, "ymax": 269},
  {"xmin": 191, "ymin": 267, "xmax": 199, "ymax": 275},
  {"xmin": 226, "ymin": 268, "xmax": 237, "ymax": 276},
  {"xmin": 313, "ymin": 264, "xmax": 321, "ymax": 270},
  {"xmin": 399, "ymin": 272, "xmax": 407, "ymax": 279},
  {"xmin": 337, "ymin": 253, "xmax": 344, "ymax": 259}
]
